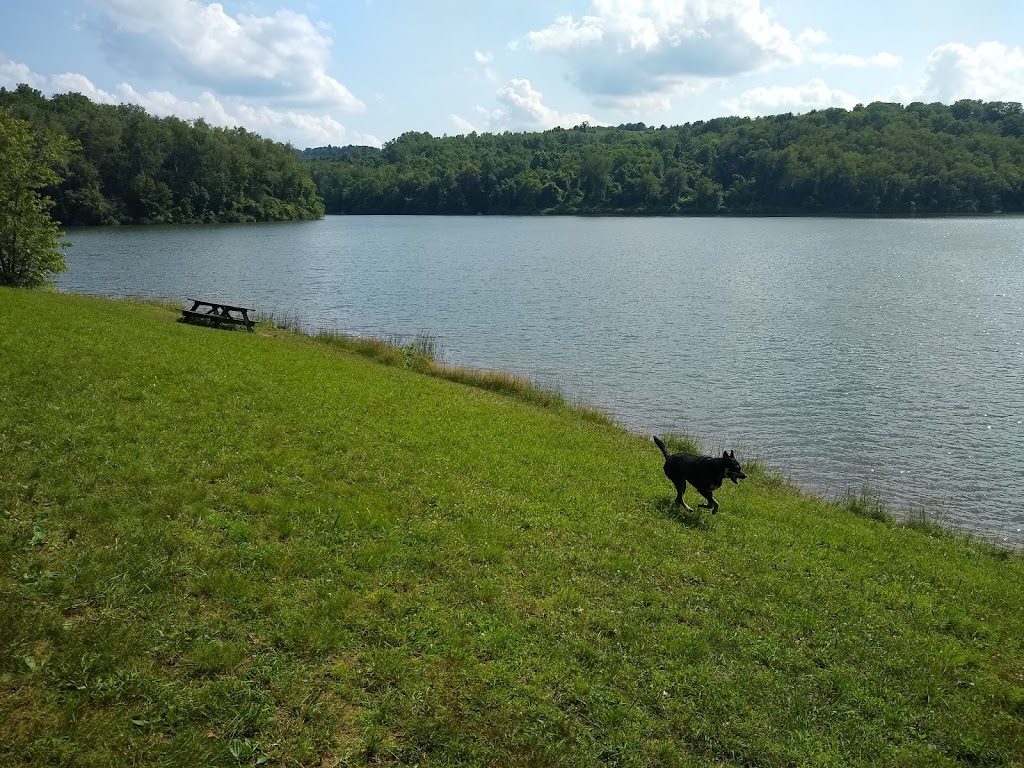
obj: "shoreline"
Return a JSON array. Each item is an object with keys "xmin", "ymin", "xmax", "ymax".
[{"xmin": 63, "ymin": 289, "xmax": 1022, "ymax": 552}]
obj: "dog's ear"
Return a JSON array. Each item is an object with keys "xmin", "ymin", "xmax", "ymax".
[
  {"xmin": 729, "ymin": 450, "xmax": 735, "ymax": 457},
  {"xmin": 722, "ymin": 451, "xmax": 729, "ymax": 459}
]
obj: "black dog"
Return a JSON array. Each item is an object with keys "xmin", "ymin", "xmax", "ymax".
[{"xmin": 653, "ymin": 436, "xmax": 746, "ymax": 514}]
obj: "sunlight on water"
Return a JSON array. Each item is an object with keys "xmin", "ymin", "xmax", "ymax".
[{"xmin": 60, "ymin": 216, "xmax": 1024, "ymax": 547}]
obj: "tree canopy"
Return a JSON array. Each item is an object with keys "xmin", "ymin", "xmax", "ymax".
[
  {"xmin": 307, "ymin": 100, "xmax": 1024, "ymax": 216},
  {"xmin": 5, "ymin": 86, "xmax": 1024, "ymax": 224},
  {"xmin": 0, "ymin": 85, "xmax": 325, "ymax": 225},
  {"xmin": 0, "ymin": 109, "xmax": 76, "ymax": 288}
]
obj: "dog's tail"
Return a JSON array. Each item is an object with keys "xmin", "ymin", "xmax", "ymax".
[{"xmin": 653, "ymin": 435, "xmax": 670, "ymax": 459}]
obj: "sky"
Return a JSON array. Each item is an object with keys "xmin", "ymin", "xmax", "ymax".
[{"xmin": 2, "ymin": 0, "xmax": 1024, "ymax": 149}]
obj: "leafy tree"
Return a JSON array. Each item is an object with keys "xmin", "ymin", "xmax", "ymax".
[
  {"xmin": 0, "ymin": 86, "xmax": 325, "ymax": 225},
  {"xmin": 0, "ymin": 110, "xmax": 77, "ymax": 288},
  {"xmin": 579, "ymin": 151, "xmax": 612, "ymax": 205}
]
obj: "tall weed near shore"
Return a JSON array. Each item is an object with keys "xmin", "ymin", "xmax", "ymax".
[
  {"xmin": 309, "ymin": 322, "xmax": 611, "ymax": 423},
  {"xmin": 2, "ymin": 288, "xmax": 1023, "ymax": 768}
]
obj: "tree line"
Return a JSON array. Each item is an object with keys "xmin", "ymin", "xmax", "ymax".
[
  {"xmin": 0, "ymin": 85, "xmax": 324, "ymax": 226},
  {"xmin": 308, "ymin": 100, "xmax": 1024, "ymax": 216},
  {"xmin": 6, "ymin": 85, "xmax": 1024, "ymax": 238}
]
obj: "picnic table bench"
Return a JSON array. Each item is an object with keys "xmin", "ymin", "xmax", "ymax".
[{"xmin": 180, "ymin": 299, "xmax": 257, "ymax": 332}]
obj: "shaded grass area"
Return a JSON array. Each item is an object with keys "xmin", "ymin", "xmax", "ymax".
[{"xmin": 2, "ymin": 288, "xmax": 1023, "ymax": 767}]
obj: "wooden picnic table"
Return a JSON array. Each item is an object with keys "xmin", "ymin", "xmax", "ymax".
[{"xmin": 180, "ymin": 299, "xmax": 257, "ymax": 331}]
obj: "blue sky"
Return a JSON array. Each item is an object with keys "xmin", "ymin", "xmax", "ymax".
[{"xmin": 2, "ymin": 0, "xmax": 1024, "ymax": 148}]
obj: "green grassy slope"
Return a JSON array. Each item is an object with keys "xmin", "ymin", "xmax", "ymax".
[{"xmin": 2, "ymin": 288, "xmax": 1022, "ymax": 767}]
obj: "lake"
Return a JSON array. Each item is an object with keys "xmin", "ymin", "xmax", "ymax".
[{"xmin": 56, "ymin": 216, "xmax": 1024, "ymax": 547}]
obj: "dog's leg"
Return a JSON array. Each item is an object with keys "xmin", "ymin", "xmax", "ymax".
[
  {"xmin": 673, "ymin": 480, "xmax": 695, "ymax": 512},
  {"xmin": 697, "ymin": 490, "xmax": 719, "ymax": 514}
]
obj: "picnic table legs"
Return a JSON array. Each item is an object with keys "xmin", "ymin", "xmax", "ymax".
[{"xmin": 181, "ymin": 301, "xmax": 256, "ymax": 331}]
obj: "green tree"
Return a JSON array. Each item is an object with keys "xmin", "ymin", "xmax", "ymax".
[
  {"xmin": 578, "ymin": 150, "xmax": 612, "ymax": 205},
  {"xmin": 693, "ymin": 175, "xmax": 724, "ymax": 212},
  {"xmin": 301, "ymin": 99, "xmax": 1024, "ymax": 217},
  {"xmin": 0, "ymin": 110, "xmax": 77, "ymax": 288}
]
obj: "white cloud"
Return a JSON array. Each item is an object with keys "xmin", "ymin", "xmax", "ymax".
[
  {"xmin": 524, "ymin": 0, "xmax": 803, "ymax": 109},
  {"xmin": 792, "ymin": 24, "xmax": 902, "ymax": 71},
  {"xmin": 596, "ymin": 90, "xmax": 676, "ymax": 114},
  {"xmin": 1, "ymin": 56, "xmax": 89, "ymax": 96},
  {"xmin": 812, "ymin": 51, "xmax": 902, "ymax": 68},
  {"xmin": 0, "ymin": 57, "xmax": 46, "ymax": 89},
  {"xmin": 796, "ymin": 28, "xmax": 829, "ymax": 47},
  {"xmin": 724, "ymin": 78, "xmax": 860, "ymax": 116},
  {"xmin": 868, "ymin": 52, "xmax": 902, "ymax": 68},
  {"xmin": 522, "ymin": 2, "xmax": 906, "ymax": 112},
  {"xmin": 527, "ymin": 14, "xmax": 605, "ymax": 50},
  {"xmin": 448, "ymin": 113, "xmax": 477, "ymax": 135},
  {"xmin": 1, "ymin": 0, "xmax": 373, "ymax": 147},
  {"xmin": 0, "ymin": 55, "xmax": 379, "ymax": 148},
  {"xmin": 453, "ymin": 78, "xmax": 598, "ymax": 133},
  {"xmin": 496, "ymin": 79, "xmax": 596, "ymax": 128},
  {"xmin": 89, "ymin": 0, "xmax": 363, "ymax": 111},
  {"xmin": 887, "ymin": 84, "xmax": 918, "ymax": 105},
  {"xmin": 921, "ymin": 42, "xmax": 1024, "ymax": 103},
  {"xmin": 468, "ymin": 50, "xmax": 498, "ymax": 82},
  {"xmin": 122, "ymin": 86, "xmax": 380, "ymax": 147}
]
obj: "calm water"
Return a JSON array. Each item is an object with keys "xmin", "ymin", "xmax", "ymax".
[{"xmin": 57, "ymin": 216, "xmax": 1024, "ymax": 546}]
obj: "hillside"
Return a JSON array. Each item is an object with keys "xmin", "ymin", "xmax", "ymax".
[
  {"xmin": 1, "ymin": 289, "xmax": 1022, "ymax": 767},
  {"xmin": 7, "ymin": 85, "xmax": 1024, "ymax": 223},
  {"xmin": 308, "ymin": 100, "xmax": 1024, "ymax": 216},
  {"xmin": 0, "ymin": 85, "xmax": 325, "ymax": 225}
]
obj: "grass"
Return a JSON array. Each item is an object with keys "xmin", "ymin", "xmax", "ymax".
[
  {"xmin": 837, "ymin": 487, "xmax": 894, "ymax": 524},
  {"xmin": 303, "ymin": 324, "xmax": 607, "ymax": 421},
  {"xmin": 257, "ymin": 306, "xmax": 604, "ymax": 419},
  {"xmin": 2, "ymin": 288, "xmax": 1023, "ymax": 767}
]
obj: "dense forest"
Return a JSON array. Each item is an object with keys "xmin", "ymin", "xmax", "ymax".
[
  {"xmin": 0, "ymin": 85, "xmax": 324, "ymax": 225},
  {"xmin": 308, "ymin": 100, "xmax": 1024, "ymax": 216},
  {"xmin": 6, "ymin": 85, "xmax": 1024, "ymax": 223}
]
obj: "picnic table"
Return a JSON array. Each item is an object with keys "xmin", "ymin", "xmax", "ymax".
[{"xmin": 180, "ymin": 299, "xmax": 257, "ymax": 332}]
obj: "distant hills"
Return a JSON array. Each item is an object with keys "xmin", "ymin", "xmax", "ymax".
[
  {"xmin": 5, "ymin": 84, "xmax": 1024, "ymax": 221},
  {"xmin": 303, "ymin": 100, "xmax": 1024, "ymax": 216}
]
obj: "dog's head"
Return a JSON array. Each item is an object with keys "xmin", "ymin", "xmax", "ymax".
[{"xmin": 722, "ymin": 450, "xmax": 747, "ymax": 484}]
